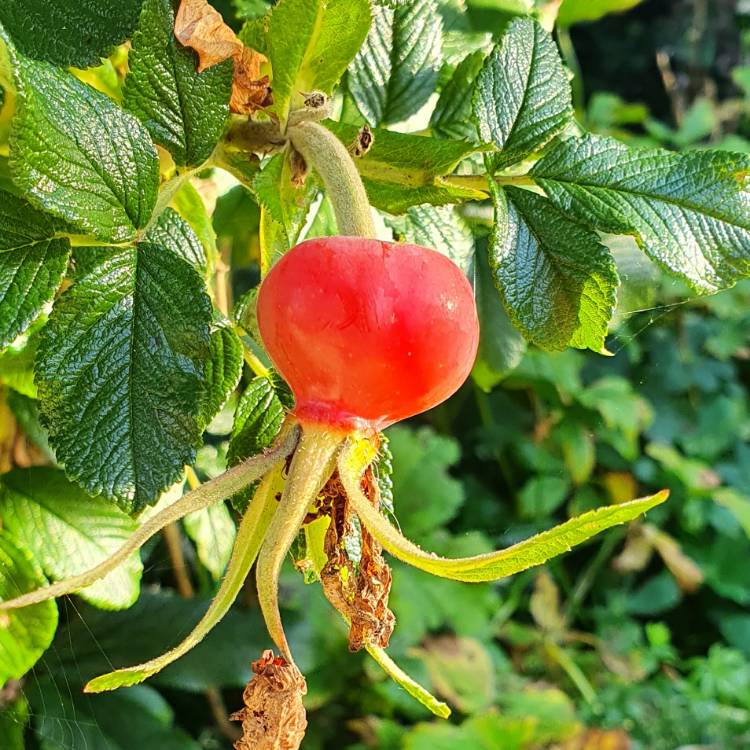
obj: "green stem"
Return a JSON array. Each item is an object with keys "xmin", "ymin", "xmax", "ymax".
[
  {"xmin": 0, "ymin": 425, "xmax": 300, "ymax": 611},
  {"xmin": 287, "ymin": 121, "xmax": 376, "ymax": 238},
  {"xmin": 256, "ymin": 424, "xmax": 344, "ymax": 664}
]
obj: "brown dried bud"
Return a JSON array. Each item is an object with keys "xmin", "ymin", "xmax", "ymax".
[
  {"xmin": 303, "ymin": 91, "xmax": 327, "ymax": 109},
  {"xmin": 289, "ymin": 148, "xmax": 309, "ymax": 188},
  {"xmin": 231, "ymin": 651, "xmax": 307, "ymax": 750},
  {"xmin": 349, "ymin": 125, "xmax": 373, "ymax": 158}
]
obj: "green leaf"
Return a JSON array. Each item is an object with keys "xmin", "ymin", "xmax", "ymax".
[
  {"xmin": 199, "ymin": 322, "xmax": 243, "ymax": 431},
  {"xmin": 36, "ymin": 243, "xmax": 212, "ymax": 513},
  {"xmin": 340, "ymin": 436, "xmax": 668, "ymax": 583},
  {"xmin": 123, "ymin": 0, "xmax": 233, "ymax": 168},
  {"xmin": 471, "ymin": 243, "xmax": 526, "ymax": 391},
  {"xmin": 0, "ymin": 468, "xmax": 142, "ymax": 609},
  {"xmin": 0, "ymin": 0, "xmax": 143, "ymax": 68},
  {"xmin": 0, "ymin": 534, "xmax": 57, "ymax": 684},
  {"xmin": 348, "ymin": 0, "xmax": 441, "ymax": 127},
  {"xmin": 473, "ymin": 18, "xmax": 573, "ymax": 171},
  {"xmin": 325, "ymin": 120, "xmax": 485, "ymax": 213},
  {"xmin": 714, "ymin": 488, "xmax": 750, "ymax": 539},
  {"xmin": 0, "ymin": 695, "xmax": 27, "ymax": 750},
  {"xmin": 29, "ymin": 679, "xmax": 201, "ymax": 750},
  {"xmin": 430, "ymin": 50, "xmax": 485, "ymax": 141},
  {"xmin": 385, "ymin": 205, "xmax": 475, "ymax": 273},
  {"xmin": 0, "ymin": 190, "xmax": 70, "ymax": 349},
  {"xmin": 146, "ymin": 206, "xmax": 207, "ymax": 273},
  {"xmin": 558, "ymin": 0, "xmax": 645, "ymax": 26},
  {"xmin": 183, "ymin": 501, "xmax": 236, "ymax": 581},
  {"xmin": 518, "ymin": 475, "xmax": 570, "ymax": 519},
  {"xmin": 246, "ymin": 0, "xmax": 371, "ymax": 123},
  {"xmin": 8, "ymin": 55, "xmax": 159, "ymax": 242},
  {"xmin": 173, "ymin": 181, "xmax": 219, "ymax": 268},
  {"xmin": 532, "ymin": 134, "xmax": 750, "ymax": 293},
  {"xmin": 490, "ymin": 186, "xmax": 618, "ymax": 351}
]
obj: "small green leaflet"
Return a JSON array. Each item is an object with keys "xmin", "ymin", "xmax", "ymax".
[
  {"xmin": 557, "ymin": 0, "xmax": 645, "ymax": 26},
  {"xmin": 183, "ymin": 502, "xmax": 237, "ymax": 581},
  {"xmin": 146, "ymin": 207, "xmax": 207, "ymax": 274},
  {"xmin": 199, "ymin": 322, "xmax": 243, "ymax": 431},
  {"xmin": 0, "ymin": 534, "xmax": 57, "ymax": 685},
  {"xmin": 0, "ymin": 190, "xmax": 70, "ymax": 349},
  {"xmin": 124, "ymin": 0, "xmax": 233, "ymax": 168},
  {"xmin": 325, "ymin": 120, "xmax": 484, "ymax": 213},
  {"xmin": 36, "ymin": 243, "xmax": 212, "ymax": 513},
  {"xmin": 0, "ymin": 0, "xmax": 143, "ymax": 68},
  {"xmin": 490, "ymin": 186, "xmax": 618, "ymax": 352},
  {"xmin": 532, "ymin": 134, "xmax": 750, "ymax": 293},
  {"xmin": 0, "ymin": 468, "xmax": 143, "ymax": 609},
  {"xmin": 430, "ymin": 50, "xmax": 485, "ymax": 141},
  {"xmin": 0, "ymin": 694, "xmax": 27, "ymax": 750},
  {"xmin": 173, "ymin": 181, "xmax": 219, "ymax": 269},
  {"xmin": 243, "ymin": 0, "xmax": 371, "ymax": 123},
  {"xmin": 473, "ymin": 18, "xmax": 573, "ymax": 171},
  {"xmin": 8, "ymin": 53, "xmax": 159, "ymax": 242},
  {"xmin": 348, "ymin": 0, "xmax": 441, "ymax": 127}
]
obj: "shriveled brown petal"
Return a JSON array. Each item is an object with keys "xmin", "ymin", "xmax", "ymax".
[
  {"xmin": 230, "ymin": 46, "xmax": 273, "ymax": 115},
  {"xmin": 174, "ymin": 0, "xmax": 241, "ymax": 71},
  {"xmin": 231, "ymin": 650, "xmax": 307, "ymax": 750}
]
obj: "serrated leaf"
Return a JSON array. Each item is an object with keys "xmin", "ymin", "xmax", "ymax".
[
  {"xmin": 325, "ymin": 120, "xmax": 484, "ymax": 213},
  {"xmin": 7, "ymin": 53, "xmax": 159, "ymax": 242},
  {"xmin": 348, "ymin": 0, "xmax": 441, "ymax": 127},
  {"xmin": 36, "ymin": 243, "xmax": 212, "ymax": 513},
  {"xmin": 490, "ymin": 185, "xmax": 618, "ymax": 351},
  {"xmin": 146, "ymin": 206, "xmax": 207, "ymax": 274},
  {"xmin": 430, "ymin": 50, "xmax": 485, "ymax": 141},
  {"xmin": 385, "ymin": 205, "xmax": 475, "ymax": 273},
  {"xmin": 471, "ymin": 242, "xmax": 526, "ymax": 391},
  {"xmin": 0, "ymin": 534, "xmax": 57, "ymax": 684},
  {"xmin": 173, "ymin": 181, "xmax": 219, "ymax": 268},
  {"xmin": 124, "ymin": 0, "xmax": 233, "ymax": 168},
  {"xmin": 0, "ymin": 190, "xmax": 70, "ymax": 349},
  {"xmin": 532, "ymin": 134, "xmax": 750, "ymax": 293},
  {"xmin": 473, "ymin": 18, "xmax": 573, "ymax": 171},
  {"xmin": 183, "ymin": 501, "xmax": 236, "ymax": 580},
  {"xmin": 199, "ymin": 322, "xmax": 243, "ymax": 430},
  {"xmin": 0, "ymin": 0, "xmax": 143, "ymax": 68},
  {"xmin": 0, "ymin": 468, "xmax": 142, "ymax": 609},
  {"xmin": 246, "ymin": 0, "xmax": 371, "ymax": 123},
  {"xmin": 227, "ymin": 375, "xmax": 287, "ymax": 467}
]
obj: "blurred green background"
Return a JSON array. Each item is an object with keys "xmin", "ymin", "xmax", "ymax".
[{"xmin": 3, "ymin": 1, "xmax": 750, "ymax": 748}]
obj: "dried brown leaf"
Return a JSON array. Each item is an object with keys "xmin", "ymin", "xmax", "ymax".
[
  {"xmin": 230, "ymin": 46, "xmax": 272, "ymax": 115},
  {"xmin": 231, "ymin": 650, "xmax": 307, "ymax": 750},
  {"xmin": 175, "ymin": 0, "xmax": 241, "ymax": 71}
]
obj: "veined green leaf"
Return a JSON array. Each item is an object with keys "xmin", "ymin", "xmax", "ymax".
[
  {"xmin": 532, "ymin": 134, "xmax": 750, "ymax": 293},
  {"xmin": 199, "ymin": 322, "xmax": 243, "ymax": 431},
  {"xmin": 0, "ymin": 190, "xmax": 70, "ymax": 349},
  {"xmin": 124, "ymin": 0, "xmax": 233, "ymax": 168},
  {"xmin": 385, "ymin": 205, "xmax": 475, "ymax": 274},
  {"xmin": 36, "ymin": 243, "xmax": 212, "ymax": 513},
  {"xmin": 0, "ymin": 468, "xmax": 142, "ymax": 609},
  {"xmin": 243, "ymin": 0, "xmax": 371, "ymax": 123},
  {"xmin": 339, "ymin": 437, "xmax": 668, "ymax": 583},
  {"xmin": 325, "ymin": 120, "xmax": 485, "ymax": 213},
  {"xmin": 348, "ymin": 0, "xmax": 441, "ymax": 127},
  {"xmin": 490, "ymin": 185, "xmax": 618, "ymax": 352},
  {"xmin": 473, "ymin": 18, "xmax": 573, "ymax": 171},
  {"xmin": 0, "ymin": 534, "xmax": 57, "ymax": 684},
  {"xmin": 84, "ymin": 464, "xmax": 282, "ymax": 692},
  {"xmin": 146, "ymin": 207, "xmax": 207, "ymax": 274},
  {"xmin": 7, "ymin": 53, "xmax": 159, "ymax": 242},
  {"xmin": 173, "ymin": 181, "xmax": 219, "ymax": 270},
  {"xmin": 0, "ymin": 0, "xmax": 142, "ymax": 68},
  {"xmin": 431, "ymin": 50, "xmax": 485, "ymax": 141},
  {"xmin": 183, "ymin": 501, "xmax": 236, "ymax": 581}
]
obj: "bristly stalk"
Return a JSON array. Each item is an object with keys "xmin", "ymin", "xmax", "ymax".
[{"xmin": 255, "ymin": 423, "xmax": 345, "ymax": 664}]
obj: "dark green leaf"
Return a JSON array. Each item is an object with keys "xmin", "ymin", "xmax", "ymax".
[
  {"xmin": 0, "ymin": 695, "xmax": 27, "ymax": 750},
  {"xmin": 0, "ymin": 467, "xmax": 142, "ymax": 609},
  {"xmin": 0, "ymin": 190, "xmax": 70, "ymax": 349},
  {"xmin": 124, "ymin": 0, "xmax": 233, "ymax": 167},
  {"xmin": 146, "ymin": 206, "xmax": 207, "ymax": 274},
  {"xmin": 199, "ymin": 322, "xmax": 243, "ymax": 430},
  {"xmin": 348, "ymin": 0, "xmax": 441, "ymax": 127},
  {"xmin": 490, "ymin": 186, "xmax": 618, "ymax": 351},
  {"xmin": 0, "ymin": 534, "xmax": 57, "ymax": 684},
  {"xmin": 8, "ymin": 54, "xmax": 159, "ymax": 242},
  {"xmin": 36, "ymin": 243, "xmax": 212, "ymax": 512},
  {"xmin": 325, "ymin": 120, "xmax": 485, "ymax": 213},
  {"xmin": 430, "ymin": 50, "xmax": 485, "ymax": 141},
  {"xmin": 0, "ymin": 0, "xmax": 143, "ymax": 68},
  {"xmin": 532, "ymin": 134, "xmax": 750, "ymax": 293},
  {"xmin": 473, "ymin": 18, "xmax": 573, "ymax": 171}
]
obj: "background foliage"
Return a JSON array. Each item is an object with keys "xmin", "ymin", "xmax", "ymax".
[{"xmin": 1, "ymin": 0, "xmax": 750, "ymax": 748}]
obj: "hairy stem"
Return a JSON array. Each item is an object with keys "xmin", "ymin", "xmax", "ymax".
[
  {"xmin": 256, "ymin": 424, "xmax": 344, "ymax": 663},
  {"xmin": 287, "ymin": 121, "xmax": 376, "ymax": 238},
  {"xmin": 0, "ymin": 425, "xmax": 300, "ymax": 611}
]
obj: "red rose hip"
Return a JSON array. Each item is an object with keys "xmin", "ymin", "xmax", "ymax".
[{"xmin": 257, "ymin": 237, "xmax": 480, "ymax": 431}]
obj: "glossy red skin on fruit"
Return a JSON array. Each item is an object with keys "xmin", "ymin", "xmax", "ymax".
[{"xmin": 257, "ymin": 237, "xmax": 479, "ymax": 431}]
